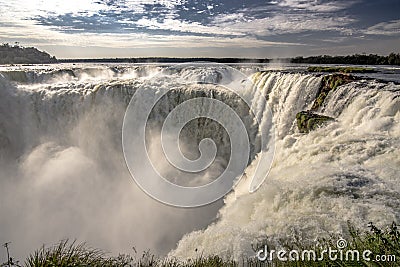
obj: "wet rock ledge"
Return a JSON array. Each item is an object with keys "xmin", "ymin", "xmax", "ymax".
[{"xmin": 296, "ymin": 73, "xmax": 356, "ymax": 133}]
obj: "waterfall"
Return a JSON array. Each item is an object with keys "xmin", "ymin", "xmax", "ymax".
[
  {"xmin": 0, "ymin": 64, "xmax": 399, "ymax": 261},
  {"xmin": 170, "ymin": 72, "xmax": 400, "ymax": 260}
]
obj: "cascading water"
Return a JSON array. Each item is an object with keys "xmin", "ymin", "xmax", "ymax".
[
  {"xmin": 171, "ymin": 71, "xmax": 400, "ymax": 260},
  {"xmin": 0, "ymin": 64, "xmax": 399, "ymax": 262}
]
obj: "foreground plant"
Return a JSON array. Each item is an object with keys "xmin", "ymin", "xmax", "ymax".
[
  {"xmin": 21, "ymin": 222, "xmax": 400, "ymax": 266},
  {"xmin": 251, "ymin": 222, "xmax": 400, "ymax": 267},
  {"xmin": 25, "ymin": 240, "xmax": 132, "ymax": 267}
]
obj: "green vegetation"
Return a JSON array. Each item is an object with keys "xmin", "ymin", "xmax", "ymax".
[
  {"xmin": 292, "ymin": 53, "xmax": 400, "ymax": 65},
  {"xmin": 22, "ymin": 242, "xmax": 239, "ymax": 267},
  {"xmin": 60, "ymin": 57, "xmax": 270, "ymax": 64},
  {"xmin": 311, "ymin": 74, "xmax": 356, "ymax": 111},
  {"xmin": 307, "ymin": 66, "xmax": 376, "ymax": 73},
  {"xmin": 251, "ymin": 222, "xmax": 400, "ymax": 266},
  {"xmin": 25, "ymin": 240, "xmax": 126, "ymax": 267},
  {"xmin": 296, "ymin": 111, "xmax": 335, "ymax": 133},
  {"xmin": 0, "ymin": 43, "xmax": 57, "ymax": 64},
  {"xmin": 1, "ymin": 44, "xmax": 398, "ymax": 65},
  {"xmin": 1, "ymin": 222, "xmax": 397, "ymax": 266},
  {"xmin": 295, "ymin": 73, "xmax": 356, "ymax": 133}
]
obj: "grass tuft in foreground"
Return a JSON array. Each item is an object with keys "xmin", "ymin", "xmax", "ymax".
[
  {"xmin": 17, "ymin": 222, "xmax": 399, "ymax": 266},
  {"xmin": 25, "ymin": 240, "xmax": 133, "ymax": 267}
]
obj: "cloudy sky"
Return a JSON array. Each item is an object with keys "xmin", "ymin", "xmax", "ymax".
[{"xmin": 0, "ymin": 0, "xmax": 399, "ymax": 58}]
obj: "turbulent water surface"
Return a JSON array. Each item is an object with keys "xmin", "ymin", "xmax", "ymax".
[{"xmin": 0, "ymin": 63, "xmax": 399, "ymax": 262}]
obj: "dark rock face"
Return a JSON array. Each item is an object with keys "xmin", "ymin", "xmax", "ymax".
[
  {"xmin": 311, "ymin": 73, "xmax": 356, "ymax": 111},
  {"xmin": 295, "ymin": 73, "xmax": 355, "ymax": 133},
  {"xmin": 296, "ymin": 111, "xmax": 334, "ymax": 133}
]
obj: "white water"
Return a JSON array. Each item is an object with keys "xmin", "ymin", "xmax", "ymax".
[
  {"xmin": 171, "ymin": 72, "xmax": 400, "ymax": 260},
  {"xmin": 0, "ymin": 64, "xmax": 399, "ymax": 262}
]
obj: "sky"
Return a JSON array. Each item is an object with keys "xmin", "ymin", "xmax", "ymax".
[{"xmin": 0, "ymin": 0, "xmax": 399, "ymax": 58}]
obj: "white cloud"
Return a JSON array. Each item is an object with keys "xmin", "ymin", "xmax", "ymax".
[
  {"xmin": 135, "ymin": 18, "xmax": 243, "ymax": 36},
  {"xmin": 0, "ymin": 0, "xmax": 308, "ymax": 52},
  {"xmin": 276, "ymin": 0, "xmax": 357, "ymax": 12},
  {"xmin": 124, "ymin": 0, "xmax": 186, "ymax": 9},
  {"xmin": 213, "ymin": 13, "xmax": 246, "ymax": 24},
  {"xmin": 0, "ymin": 0, "xmax": 185, "ymax": 24},
  {"xmin": 0, "ymin": 18, "xmax": 301, "ymax": 50},
  {"xmin": 364, "ymin": 20, "xmax": 400, "ymax": 36},
  {"xmin": 212, "ymin": 13, "xmax": 355, "ymax": 37},
  {"xmin": 2, "ymin": 0, "xmax": 392, "ymax": 57},
  {"xmin": 0, "ymin": 0, "xmax": 107, "ymax": 19}
]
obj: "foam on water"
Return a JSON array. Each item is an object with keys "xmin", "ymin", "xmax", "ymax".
[{"xmin": 170, "ymin": 75, "xmax": 400, "ymax": 260}]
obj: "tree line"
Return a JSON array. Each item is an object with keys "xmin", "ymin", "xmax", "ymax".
[
  {"xmin": 1, "ymin": 43, "xmax": 399, "ymax": 65},
  {"xmin": 59, "ymin": 57, "xmax": 270, "ymax": 64},
  {"xmin": 0, "ymin": 43, "xmax": 57, "ymax": 64},
  {"xmin": 290, "ymin": 53, "xmax": 400, "ymax": 65}
]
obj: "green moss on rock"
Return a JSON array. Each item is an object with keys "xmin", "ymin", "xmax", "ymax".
[
  {"xmin": 296, "ymin": 111, "xmax": 334, "ymax": 133},
  {"xmin": 311, "ymin": 73, "xmax": 356, "ymax": 111}
]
